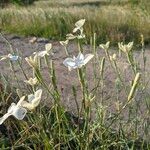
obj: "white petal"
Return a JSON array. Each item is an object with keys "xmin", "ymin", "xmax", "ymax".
[
  {"xmin": 21, "ymin": 89, "xmax": 42, "ymax": 110},
  {"xmin": 0, "ymin": 55, "xmax": 8, "ymax": 61},
  {"xmin": 76, "ymin": 53, "xmax": 84, "ymax": 62},
  {"xmin": 12, "ymin": 106, "xmax": 27, "ymax": 120},
  {"xmin": 21, "ymin": 98, "xmax": 40, "ymax": 110},
  {"xmin": 75, "ymin": 19, "xmax": 85, "ymax": 28},
  {"xmin": 80, "ymin": 27, "xmax": 84, "ymax": 34},
  {"xmin": 28, "ymin": 94, "xmax": 35, "ymax": 103},
  {"xmin": 17, "ymin": 96, "xmax": 26, "ymax": 107},
  {"xmin": 9, "ymin": 56, "xmax": 19, "ymax": 61},
  {"xmin": 31, "ymin": 89, "xmax": 42, "ymax": 106},
  {"xmin": 0, "ymin": 113, "xmax": 11, "ymax": 125},
  {"xmin": 27, "ymin": 89, "xmax": 42, "ymax": 103},
  {"xmin": 34, "ymin": 89, "xmax": 42, "ymax": 99},
  {"xmin": 24, "ymin": 77, "xmax": 38, "ymax": 86},
  {"xmin": 33, "ymin": 52, "xmax": 37, "ymax": 55},
  {"xmin": 7, "ymin": 103, "xmax": 16, "ymax": 114},
  {"xmin": 66, "ymin": 34, "xmax": 76, "ymax": 40},
  {"xmin": 128, "ymin": 42, "xmax": 133, "ymax": 51},
  {"xmin": 63, "ymin": 58, "xmax": 76, "ymax": 68},
  {"xmin": 60, "ymin": 40, "xmax": 69, "ymax": 46},
  {"xmin": 0, "ymin": 98, "xmax": 27, "ymax": 124},
  {"xmin": 68, "ymin": 66, "xmax": 72, "ymax": 71},
  {"xmin": 83, "ymin": 54, "xmax": 94, "ymax": 65},
  {"xmin": 73, "ymin": 27, "xmax": 79, "ymax": 33},
  {"xmin": 20, "ymin": 101, "xmax": 35, "ymax": 110},
  {"xmin": 45, "ymin": 43, "xmax": 52, "ymax": 52},
  {"xmin": 37, "ymin": 51, "xmax": 48, "ymax": 57},
  {"xmin": 77, "ymin": 34, "xmax": 85, "ymax": 39}
]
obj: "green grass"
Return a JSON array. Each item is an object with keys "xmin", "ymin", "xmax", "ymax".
[
  {"xmin": 0, "ymin": 0, "xmax": 150, "ymax": 44},
  {"xmin": 0, "ymin": 18, "xmax": 150, "ymax": 149}
]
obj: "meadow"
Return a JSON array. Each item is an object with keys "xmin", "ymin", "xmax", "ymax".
[
  {"xmin": 0, "ymin": 0, "xmax": 150, "ymax": 149},
  {"xmin": 0, "ymin": 0, "xmax": 150, "ymax": 44}
]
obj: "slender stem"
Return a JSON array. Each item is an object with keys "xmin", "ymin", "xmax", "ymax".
[
  {"xmin": 9, "ymin": 61, "xmax": 20, "ymax": 88},
  {"xmin": 113, "ymin": 60, "xmax": 128, "ymax": 95},
  {"xmin": 64, "ymin": 47, "xmax": 69, "ymax": 56},
  {"xmin": 127, "ymin": 52, "xmax": 136, "ymax": 75},
  {"xmin": 17, "ymin": 60, "xmax": 28, "ymax": 80}
]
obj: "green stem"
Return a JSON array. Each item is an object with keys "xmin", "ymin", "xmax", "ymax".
[
  {"xmin": 127, "ymin": 52, "xmax": 136, "ymax": 75},
  {"xmin": 65, "ymin": 47, "xmax": 69, "ymax": 56}
]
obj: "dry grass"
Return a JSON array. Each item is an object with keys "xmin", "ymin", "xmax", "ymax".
[{"xmin": 0, "ymin": 0, "xmax": 150, "ymax": 44}]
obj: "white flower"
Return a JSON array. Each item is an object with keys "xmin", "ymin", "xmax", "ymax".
[
  {"xmin": 0, "ymin": 54, "xmax": 20, "ymax": 61},
  {"xmin": 45, "ymin": 43, "xmax": 52, "ymax": 52},
  {"xmin": 24, "ymin": 77, "xmax": 38, "ymax": 86},
  {"xmin": 33, "ymin": 43, "xmax": 52, "ymax": 57},
  {"xmin": 60, "ymin": 40, "xmax": 69, "ymax": 47},
  {"xmin": 25, "ymin": 55, "xmax": 38, "ymax": 68},
  {"xmin": 77, "ymin": 33, "xmax": 85, "ymax": 39},
  {"xmin": 110, "ymin": 53, "xmax": 117, "ymax": 61},
  {"xmin": 66, "ymin": 33, "xmax": 85, "ymax": 40},
  {"xmin": 99, "ymin": 41, "xmax": 110, "ymax": 50},
  {"xmin": 0, "ymin": 96, "xmax": 27, "ymax": 125},
  {"xmin": 66, "ymin": 33, "xmax": 77, "ymax": 40},
  {"xmin": 0, "ymin": 89, "xmax": 42, "ymax": 124},
  {"xmin": 20, "ymin": 89, "xmax": 42, "ymax": 110},
  {"xmin": 73, "ymin": 19, "xmax": 85, "ymax": 33},
  {"xmin": 118, "ymin": 42, "xmax": 133, "ymax": 53},
  {"xmin": 63, "ymin": 52, "xmax": 94, "ymax": 71},
  {"xmin": 66, "ymin": 19, "xmax": 86, "ymax": 40}
]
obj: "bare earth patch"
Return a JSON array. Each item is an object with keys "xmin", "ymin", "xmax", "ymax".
[{"xmin": 0, "ymin": 34, "xmax": 150, "ymax": 116}]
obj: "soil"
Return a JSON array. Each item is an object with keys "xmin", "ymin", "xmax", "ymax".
[{"xmin": 0, "ymin": 34, "xmax": 150, "ymax": 116}]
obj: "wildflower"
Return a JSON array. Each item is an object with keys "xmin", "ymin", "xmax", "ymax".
[
  {"xmin": 33, "ymin": 43, "xmax": 52, "ymax": 57},
  {"xmin": 60, "ymin": 40, "xmax": 69, "ymax": 47},
  {"xmin": 66, "ymin": 33, "xmax": 77, "ymax": 40},
  {"xmin": 66, "ymin": 19, "xmax": 86, "ymax": 40},
  {"xmin": 0, "ymin": 89, "xmax": 42, "ymax": 124},
  {"xmin": 63, "ymin": 52, "xmax": 94, "ymax": 71},
  {"xmin": 110, "ymin": 53, "xmax": 117, "ymax": 61},
  {"xmin": 25, "ymin": 55, "xmax": 38, "ymax": 68},
  {"xmin": 118, "ymin": 42, "xmax": 133, "ymax": 53},
  {"xmin": 99, "ymin": 41, "xmax": 110, "ymax": 50},
  {"xmin": 0, "ymin": 96, "xmax": 27, "ymax": 125},
  {"xmin": 60, "ymin": 40, "xmax": 69, "ymax": 56},
  {"xmin": 77, "ymin": 33, "xmax": 85, "ymax": 39},
  {"xmin": 21, "ymin": 89, "xmax": 42, "ymax": 110},
  {"xmin": 0, "ymin": 54, "xmax": 20, "ymax": 61},
  {"xmin": 24, "ymin": 77, "xmax": 38, "ymax": 86},
  {"xmin": 66, "ymin": 33, "xmax": 85, "ymax": 40},
  {"xmin": 73, "ymin": 19, "xmax": 85, "ymax": 33}
]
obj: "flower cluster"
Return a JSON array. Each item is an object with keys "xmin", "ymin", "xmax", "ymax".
[
  {"xmin": 0, "ymin": 89, "xmax": 42, "ymax": 125},
  {"xmin": 66, "ymin": 19, "xmax": 86, "ymax": 40},
  {"xmin": 0, "ymin": 19, "xmax": 135, "ymax": 127}
]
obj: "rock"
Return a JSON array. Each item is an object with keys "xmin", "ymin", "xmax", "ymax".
[
  {"xmin": 29, "ymin": 37, "xmax": 37, "ymax": 43},
  {"xmin": 37, "ymin": 38, "xmax": 49, "ymax": 43},
  {"xmin": 10, "ymin": 35, "xmax": 21, "ymax": 40}
]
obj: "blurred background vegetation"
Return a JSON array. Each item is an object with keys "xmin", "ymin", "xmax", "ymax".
[
  {"xmin": 0, "ymin": 0, "xmax": 150, "ymax": 45},
  {"xmin": 0, "ymin": 0, "xmax": 37, "ymax": 6}
]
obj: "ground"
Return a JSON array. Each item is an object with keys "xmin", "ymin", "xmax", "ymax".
[{"xmin": 0, "ymin": 34, "xmax": 150, "ymax": 116}]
